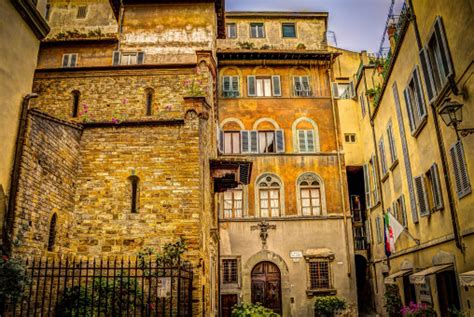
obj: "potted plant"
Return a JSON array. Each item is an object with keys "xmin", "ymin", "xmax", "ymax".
[
  {"xmin": 314, "ymin": 296, "xmax": 347, "ymax": 317},
  {"xmin": 384, "ymin": 284, "xmax": 403, "ymax": 317},
  {"xmin": 231, "ymin": 303, "xmax": 280, "ymax": 317},
  {"xmin": 400, "ymin": 301, "xmax": 436, "ymax": 317}
]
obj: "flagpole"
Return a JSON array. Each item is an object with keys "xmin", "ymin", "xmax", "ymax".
[{"xmin": 402, "ymin": 229, "xmax": 420, "ymax": 245}]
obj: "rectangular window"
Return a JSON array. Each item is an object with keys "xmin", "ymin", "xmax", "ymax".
[
  {"xmin": 419, "ymin": 17, "xmax": 454, "ymax": 103},
  {"xmin": 300, "ymin": 186, "xmax": 321, "ymax": 216},
  {"xmin": 62, "ymin": 53, "xmax": 77, "ymax": 68},
  {"xmin": 248, "ymin": 75, "xmax": 281, "ymax": 97},
  {"xmin": 360, "ymin": 92, "xmax": 367, "ymax": 117},
  {"xmin": 426, "ymin": 163, "xmax": 443, "ymax": 211},
  {"xmin": 240, "ymin": 130, "xmax": 258, "ymax": 153},
  {"xmin": 309, "ymin": 260, "xmax": 330, "ymax": 289},
  {"xmin": 226, "ymin": 23, "xmax": 237, "ymax": 39},
  {"xmin": 223, "ymin": 131, "xmax": 241, "ymax": 154},
  {"xmin": 363, "ymin": 164, "xmax": 371, "ymax": 208},
  {"xmin": 282, "ymin": 23, "xmax": 296, "ymax": 38},
  {"xmin": 379, "ymin": 138, "xmax": 388, "ymax": 176},
  {"xmin": 293, "ymin": 76, "xmax": 312, "ymax": 96},
  {"xmin": 298, "ymin": 130, "xmax": 315, "ymax": 152},
  {"xmin": 344, "ymin": 133, "xmax": 356, "ymax": 143},
  {"xmin": 414, "ymin": 175, "xmax": 430, "ymax": 216},
  {"xmin": 387, "ymin": 121, "xmax": 398, "ymax": 164},
  {"xmin": 222, "ymin": 76, "xmax": 240, "ymax": 98},
  {"xmin": 259, "ymin": 189, "xmax": 280, "ymax": 217},
  {"xmin": 76, "ymin": 5, "xmax": 87, "ymax": 19},
  {"xmin": 450, "ymin": 140, "xmax": 471, "ymax": 198},
  {"xmin": 223, "ymin": 189, "xmax": 243, "ymax": 219},
  {"xmin": 250, "ymin": 23, "xmax": 265, "ymax": 38},
  {"xmin": 369, "ymin": 155, "xmax": 379, "ymax": 204},
  {"xmin": 404, "ymin": 67, "xmax": 427, "ymax": 134},
  {"xmin": 393, "ymin": 195, "xmax": 408, "ymax": 227},
  {"xmin": 222, "ymin": 259, "xmax": 238, "ymax": 284},
  {"xmin": 113, "ymin": 51, "xmax": 145, "ymax": 65},
  {"xmin": 334, "ymin": 82, "xmax": 355, "ymax": 99},
  {"xmin": 258, "ymin": 131, "xmax": 275, "ymax": 153},
  {"xmin": 375, "ymin": 216, "xmax": 383, "ymax": 244}
]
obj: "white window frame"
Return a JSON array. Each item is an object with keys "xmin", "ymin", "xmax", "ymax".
[
  {"xmin": 293, "ymin": 76, "xmax": 312, "ymax": 97},
  {"xmin": 255, "ymin": 174, "xmax": 284, "ymax": 217},
  {"xmin": 296, "ymin": 173, "xmax": 326, "ymax": 216},
  {"xmin": 62, "ymin": 53, "xmax": 78, "ymax": 68},
  {"xmin": 226, "ymin": 23, "xmax": 237, "ymax": 39},
  {"xmin": 298, "ymin": 130, "xmax": 315, "ymax": 152},
  {"xmin": 250, "ymin": 23, "xmax": 265, "ymax": 38}
]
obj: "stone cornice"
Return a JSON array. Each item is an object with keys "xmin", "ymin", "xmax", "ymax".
[{"xmin": 10, "ymin": 0, "xmax": 50, "ymax": 40}]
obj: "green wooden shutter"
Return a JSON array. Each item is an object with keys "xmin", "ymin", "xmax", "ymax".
[
  {"xmin": 272, "ymin": 75, "xmax": 281, "ymax": 96},
  {"xmin": 247, "ymin": 76, "xmax": 256, "ymax": 97}
]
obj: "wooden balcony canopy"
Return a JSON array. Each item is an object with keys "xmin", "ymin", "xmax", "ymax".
[{"xmin": 210, "ymin": 159, "xmax": 252, "ymax": 192}]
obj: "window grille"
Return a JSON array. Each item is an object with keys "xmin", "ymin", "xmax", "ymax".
[
  {"xmin": 76, "ymin": 6, "xmax": 87, "ymax": 19},
  {"xmin": 309, "ymin": 261, "xmax": 330, "ymax": 289},
  {"xmin": 222, "ymin": 259, "xmax": 238, "ymax": 284}
]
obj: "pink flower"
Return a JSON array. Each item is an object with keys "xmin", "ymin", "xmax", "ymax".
[
  {"xmin": 111, "ymin": 117, "xmax": 119, "ymax": 124},
  {"xmin": 122, "ymin": 98, "xmax": 128, "ymax": 104}
]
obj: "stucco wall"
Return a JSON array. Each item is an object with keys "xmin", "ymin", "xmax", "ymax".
[
  {"xmin": 220, "ymin": 219, "xmax": 357, "ymax": 316},
  {"xmin": 0, "ymin": 0, "xmax": 42, "ymax": 238},
  {"xmin": 218, "ymin": 15, "xmax": 327, "ymax": 51}
]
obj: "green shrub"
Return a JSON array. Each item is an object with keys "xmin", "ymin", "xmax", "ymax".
[
  {"xmin": 314, "ymin": 296, "xmax": 346, "ymax": 316},
  {"xmin": 232, "ymin": 302, "xmax": 280, "ymax": 317},
  {"xmin": 384, "ymin": 284, "xmax": 403, "ymax": 317},
  {"xmin": 0, "ymin": 256, "xmax": 30, "ymax": 304}
]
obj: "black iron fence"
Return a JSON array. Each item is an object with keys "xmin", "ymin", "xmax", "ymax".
[{"xmin": 1, "ymin": 256, "xmax": 193, "ymax": 317}]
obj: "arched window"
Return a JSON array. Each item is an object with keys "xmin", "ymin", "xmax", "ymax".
[
  {"xmin": 71, "ymin": 90, "xmax": 80, "ymax": 117},
  {"xmin": 47, "ymin": 213, "xmax": 57, "ymax": 251},
  {"xmin": 145, "ymin": 88, "xmax": 153, "ymax": 116},
  {"xmin": 297, "ymin": 173, "xmax": 326, "ymax": 216},
  {"xmin": 129, "ymin": 175, "xmax": 140, "ymax": 213},
  {"xmin": 256, "ymin": 174, "xmax": 283, "ymax": 217},
  {"xmin": 292, "ymin": 117, "xmax": 320, "ymax": 153}
]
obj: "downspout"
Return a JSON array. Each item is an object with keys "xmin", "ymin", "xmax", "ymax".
[
  {"xmin": 408, "ymin": 0, "xmax": 464, "ymax": 252},
  {"xmin": 2, "ymin": 93, "xmax": 38, "ymax": 255},
  {"xmin": 328, "ymin": 56, "xmax": 352, "ymax": 277}
]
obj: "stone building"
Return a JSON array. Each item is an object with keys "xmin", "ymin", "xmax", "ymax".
[
  {"xmin": 4, "ymin": 0, "xmax": 252, "ymax": 315},
  {"xmin": 216, "ymin": 12, "xmax": 357, "ymax": 316},
  {"xmin": 336, "ymin": 0, "xmax": 474, "ymax": 315}
]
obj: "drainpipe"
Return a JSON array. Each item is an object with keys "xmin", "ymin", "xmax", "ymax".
[
  {"xmin": 408, "ymin": 0, "xmax": 464, "ymax": 252},
  {"xmin": 2, "ymin": 93, "xmax": 38, "ymax": 256},
  {"xmin": 328, "ymin": 60, "xmax": 352, "ymax": 278}
]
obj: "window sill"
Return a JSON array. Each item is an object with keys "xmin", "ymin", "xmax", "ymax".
[
  {"xmin": 458, "ymin": 188, "xmax": 472, "ymax": 200},
  {"xmin": 389, "ymin": 159, "xmax": 399, "ymax": 171},
  {"xmin": 410, "ymin": 116, "xmax": 428, "ymax": 138},
  {"xmin": 381, "ymin": 172, "xmax": 389, "ymax": 183},
  {"xmin": 306, "ymin": 289, "xmax": 337, "ymax": 297}
]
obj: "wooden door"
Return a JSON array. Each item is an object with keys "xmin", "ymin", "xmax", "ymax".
[
  {"xmin": 221, "ymin": 294, "xmax": 238, "ymax": 317},
  {"xmin": 251, "ymin": 262, "xmax": 282, "ymax": 314}
]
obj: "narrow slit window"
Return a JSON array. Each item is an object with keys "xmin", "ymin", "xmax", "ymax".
[
  {"xmin": 145, "ymin": 89, "xmax": 153, "ymax": 116},
  {"xmin": 129, "ymin": 175, "xmax": 140, "ymax": 213},
  {"xmin": 47, "ymin": 213, "xmax": 57, "ymax": 251},
  {"xmin": 71, "ymin": 91, "xmax": 80, "ymax": 117}
]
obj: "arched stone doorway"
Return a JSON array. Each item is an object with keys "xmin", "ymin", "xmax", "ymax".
[
  {"xmin": 251, "ymin": 261, "xmax": 282, "ymax": 314},
  {"xmin": 242, "ymin": 250, "xmax": 290, "ymax": 316}
]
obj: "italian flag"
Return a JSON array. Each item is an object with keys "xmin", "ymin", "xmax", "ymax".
[{"xmin": 384, "ymin": 212, "xmax": 405, "ymax": 257}]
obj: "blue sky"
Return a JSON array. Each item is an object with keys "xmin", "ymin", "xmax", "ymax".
[{"xmin": 226, "ymin": 0, "xmax": 394, "ymax": 53}]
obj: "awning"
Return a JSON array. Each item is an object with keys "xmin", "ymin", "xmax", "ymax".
[
  {"xmin": 459, "ymin": 270, "xmax": 474, "ymax": 287},
  {"xmin": 384, "ymin": 269, "xmax": 412, "ymax": 284},
  {"xmin": 409, "ymin": 264, "xmax": 453, "ymax": 284}
]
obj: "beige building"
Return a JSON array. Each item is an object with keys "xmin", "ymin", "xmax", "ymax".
[
  {"xmin": 0, "ymin": 0, "xmax": 49, "ymax": 252},
  {"xmin": 216, "ymin": 12, "xmax": 358, "ymax": 316},
  {"xmin": 337, "ymin": 0, "xmax": 474, "ymax": 315}
]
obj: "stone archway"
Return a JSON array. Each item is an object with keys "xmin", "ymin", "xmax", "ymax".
[{"xmin": 242, "ymin": 250, "xmax": 290, "ymax": 316}]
